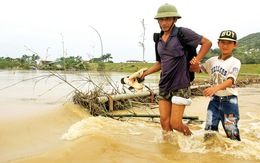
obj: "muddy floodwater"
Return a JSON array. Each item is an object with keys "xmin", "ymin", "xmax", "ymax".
[{"xmin": 0, "ymin": 70, "xmax": 259, "ymax": 163}]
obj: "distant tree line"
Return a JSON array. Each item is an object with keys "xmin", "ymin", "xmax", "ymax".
[
  {"xmin": 0, "ymin": 53, "xmax": 113, "ymax": 70},
  {"xmin": 0, "ymin": 44, "xmax": 259, "ymax": 71}
]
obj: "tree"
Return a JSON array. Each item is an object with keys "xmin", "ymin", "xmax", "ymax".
[
  {"xmin": 21, "ymin": 54, "xmax": 30, "ymax": 64},
  {"xmin": 102, "ymin": 53, "xmax": 113, "ymax": 62},
  {"xmin": 31, "ymin": 54, "xmax": 40, "ymax": 65}
]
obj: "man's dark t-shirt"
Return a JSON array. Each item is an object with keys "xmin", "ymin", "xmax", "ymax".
[{"xmin": 156, "ymin": 26, "xmax": 202, "ymax": 92}]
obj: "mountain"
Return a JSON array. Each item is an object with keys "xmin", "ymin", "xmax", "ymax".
[
  {"xmin": 237, "ymin": 32, "xmax": 260, "ymax": 53},
  {"xmin": 235, "ymin": 32, "xmax": 260, "ymax": 63},
  {"xmin": 206, "ymin": 32, "xmax": 260, "ymax": 64}
]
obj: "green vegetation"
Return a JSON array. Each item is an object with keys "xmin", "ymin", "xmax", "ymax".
[
  {"xmin": 0, "ymin": 54, "xmax": 40, "ymax": 70},
  {"xmin": 0, "ymin": 53, "xmax": 112, "ymax": 71},
  {"xmin": 203, "ymin": 32, "xmax": 260, "ymax": 64},
  {"xmin": 112, "ymin": 62, "xmax": 260, "ymax": 73},
  {"xmin": 0, "ymin": 32, "xmax": 259, "ymax": 71},
  {"xmin": 1, "ymin": 57, "xmax": 260, "ymax": 76},
  {"xmin": 240, "ymin": 64, "xmax": 260, "ymax": 75}
]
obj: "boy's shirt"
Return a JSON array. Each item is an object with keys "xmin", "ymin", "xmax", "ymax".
[{"xmin": 201, "ymin": 56, "xmax": 241, "ymax": 96}]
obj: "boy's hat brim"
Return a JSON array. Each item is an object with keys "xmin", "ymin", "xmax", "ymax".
[{"xmin": 218, "ymin": 38, "xmax": 237, "ymax": 42}]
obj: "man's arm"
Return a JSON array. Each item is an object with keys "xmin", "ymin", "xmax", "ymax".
[
  {"xmin": 141, "ymin": 61, "xmax": 161, "ymax": 79},
  {"xmin": 196, "ymin": 37, "xmax": 212, "ymax": 62},
  {"xmin": 190, "ymin": 37, "xmax": 212, "ymax": 72}
]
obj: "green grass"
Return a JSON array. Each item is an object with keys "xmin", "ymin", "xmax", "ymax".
[
  {"xmin": 103, "ymin": 63, "xmax": 260, "ymax": 74},
  {"xmin": 89, "ymin": 63, "xmax": 260, "ymax": 81},
  {"xmin": 91, "ymin": 62, "xmax": 155, "ymax": 72},
  {"xmin": 194, "ymin": 64, "xmax": 260, "ymax": 81},
  {"xmin": 240, "ymin": 64, "xmax": 260, "ymax": 75}
]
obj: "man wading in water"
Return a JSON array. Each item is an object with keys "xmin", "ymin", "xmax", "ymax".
[{"xmin": 141, "ymin": 3, "xmax": 212, "ymax": 140}]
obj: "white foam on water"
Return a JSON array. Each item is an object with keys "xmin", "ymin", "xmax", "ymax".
[
  {"xmin": 60, "ymin": 116, "xmax": 123, "ymax": 140},
  {"xmin": 245, "ymin": 112, "xmax": 259, "ymax": 120},
  {"xmin": 61, "ymin": 116, "xmax": 141, "ymax": 141},
  {"xmin": 61, "ymin": 117, "xmax": 104, "ymax": 140},
  {"xmin": 250, "ymin": 122, "xmax": 260, "ymax": 138},
  {"xmin": 61, "ymin": 113, "xmax": 260, "ymax": 161},
  {"xmin": 163, "ymin": 127, "xmax": 260, "ymax": 160}
]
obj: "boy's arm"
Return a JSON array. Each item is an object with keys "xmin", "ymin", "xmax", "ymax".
[{"xmin": 203, "ymin": 78, "xmax": 233, "ymax": 97}]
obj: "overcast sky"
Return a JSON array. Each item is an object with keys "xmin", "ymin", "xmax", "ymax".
[{"xmin": 1, "ymin": 0, "xmax": 259, "ymax": 62}]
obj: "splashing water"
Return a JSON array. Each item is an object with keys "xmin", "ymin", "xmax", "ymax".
[{"xmin": 62, "ymin": 115, "xmax": 260, "ymax": 161}]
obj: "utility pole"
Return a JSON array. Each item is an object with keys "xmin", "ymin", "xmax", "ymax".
[
  {"xmin": 89, "ymin": 25, "xmax": 103, "ymax": 57},
  {"xmin": 139, "ymin": 19, "xmax": 146, "ymax": 62}
]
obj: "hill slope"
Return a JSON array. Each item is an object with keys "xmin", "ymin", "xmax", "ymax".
[
  {"xmin": 207, "ymin": 32, "xmax": 260, "ymax": 64},
  {"xmin": 237, "ymin": 32, "xmax": 260, "ymax": 53}
]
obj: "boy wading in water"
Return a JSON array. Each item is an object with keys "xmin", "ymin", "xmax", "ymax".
[{"xmin": 191, "ymin": 30, "xmax": 241, "ymax": 141}]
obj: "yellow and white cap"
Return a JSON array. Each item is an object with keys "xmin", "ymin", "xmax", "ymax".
[{"xmin": 218, "ymin": 30, "xmax": 237, "ymax": 42}]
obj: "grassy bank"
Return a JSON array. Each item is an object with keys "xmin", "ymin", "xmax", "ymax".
[
  {"xmin": 96, "ymin": 62, "xmax": 260, "ymax": 73},
  {"xmin": 240, "ymin": 64, "xmax": 260, "ymax": 75},
  {"xmin": 102, "ymin": 62, "xmax": 155, "ymax": 72},
  {"xmin": 88, "ymin": 62, "xmax": 260, "ymax": 82}
]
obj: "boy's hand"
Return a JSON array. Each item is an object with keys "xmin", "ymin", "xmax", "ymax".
[
  {"xmin": 189, "ymin": 57, "xmax": 201, "ymax": 72},
  {"xmin": 203, "ymin": 87, "xmax": 218, "ymax": 97}
]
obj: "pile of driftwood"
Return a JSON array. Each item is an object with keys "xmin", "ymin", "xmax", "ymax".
[
  {"xmin": 72, "ymin": 82, "xmax": 210, "ymax": 120},
  {"xmin": 236, "ymin": 77, "xmax": 260, "ymax": 87},
  {"xmin": 73, "ymin": 89, "xmax": 158, "ymax": 117},
  {"xmin": 73, "ymin": 76, "xmax": 260, "ymax": 120}
]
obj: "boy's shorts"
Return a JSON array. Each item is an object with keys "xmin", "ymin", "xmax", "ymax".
[{"xmin": 205, "ymin": 95, "xmax": 241, "ymax": 141}]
